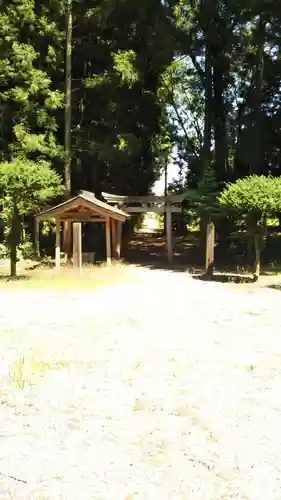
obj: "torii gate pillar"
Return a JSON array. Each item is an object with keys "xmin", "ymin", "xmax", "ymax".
[{"xmin": 166, "ymin": 203, "xmax": 173, "ymax": 263}]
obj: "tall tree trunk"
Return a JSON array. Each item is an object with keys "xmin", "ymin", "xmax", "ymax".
[
  {"xmin": 203, "ymin": 0, "xmax": 229, "ymax": 183},
  {"xmin": 9, "ymin": 203, "xmax": 21, "ymax": 278},
  {"xmin": 201, "ymin": 44, "xmax": 213, "ymax": 178},
  {"xmin": 249, "ymin": 216, "xmax": 265, "ymax": 282},
  {"xmin": 163, "ymin": 156, "xmax": 168, "ymax": 234},
  {"xmin": 10, "ymin": 246, "xmax": 17, "ymax": 278},
  {"xmin": 200, "ymin": 0, "xmax": 214, "ymax": 176},
  {"xmin": 253, "ymin": 233, "xmax": 261, "ymax": 281},
  {"xmin": 199, "ymin": 45, "xmax": 213, "ymax": 241},
  {"xmin": 208, "ymin": 8, "xmax": 231, "ymax": 254},
  {"xmin": 65, "ymin": 0, "xmax": 72, "ymax": 195},
  {"xmin": 213, "ymin": 54, "xmax": 228, "ymax": 181},
  {"xmin": 64, "ymin": 0, "xmax": 72, "ymax": 257},
  {"xmin": 199, "ymin": 4, "xmax": 213, "ymax": 242},
  {"xmin": 251, "ymin": 15, "xmax": 265, "ymax": 174},
  {"xmin": 212, "ymin": 52, "xmax": 230, "ymax": 249}
]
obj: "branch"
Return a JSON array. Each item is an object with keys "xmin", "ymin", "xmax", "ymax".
[
  {"xmin": 189, "ymin": 53, "xmax": 205, "ymax": 84},
  {"xmin": 179, "ymin": 103, "xmax": 203, "ymax": 143},
  {"xmin": 0, "ymin": 472, "xmax": 27, "ymax": 484},
  {"xmin": 164, "ymin": 80, "xmax": 199, "ymax": 159},
  {"xmin": 171, "ymin": 100, "xmax": 199, "ymax": 159}
]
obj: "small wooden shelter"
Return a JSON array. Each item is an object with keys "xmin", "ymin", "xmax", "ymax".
[{"xmin": 35, "ymin": 190, "xmax": 130, "ymax": 268}]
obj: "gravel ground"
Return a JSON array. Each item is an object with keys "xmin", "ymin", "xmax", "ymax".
[{"xmin": 1, "ymin": 268, "xmax": 281, "ymax": 500}]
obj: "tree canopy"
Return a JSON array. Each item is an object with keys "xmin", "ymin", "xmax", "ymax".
[
  {"xmin": 219, "ymin": 175, "xmax": 281, "ymax": 279},
  {"xmin": 1, "ymin": 0, "xmax": 281, "ymax": 195},
  {"xmin": 0, "ymin": 158, "xmax": 63, "ymax": 276},
  {"xmin": 1, "ymin": 0, "xmax": 281, "ymax": 273},
  {"xmin": 219, "ymin": 176, "xmax": 281, "ymax": 219}
]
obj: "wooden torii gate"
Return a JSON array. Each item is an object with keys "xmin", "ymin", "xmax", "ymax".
[{"xmin": 102, "ymin": 191, "xmax": 187, "ymax": 263}]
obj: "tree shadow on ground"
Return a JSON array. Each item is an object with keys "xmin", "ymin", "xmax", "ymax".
[
  {"xmin": 123, "ymin": 232, "xmax": 202, "ymax": 274},
  {"xmin": 129, "ymin": 260, "xmax": 197, "ymax": 274},
  {"xmin": 0, "ymin": 274, "xmax": 31, "ymax": 282},
  {"xmin": 27, "ymin": 258, "xmax": 55, "ymax": 270},
  {"xmin": 267, "ymin": 283, "xmax": 281, "ymax": 291},
  {"xmin": 192, "ymin": 272, "xmax": 255, "ymax": 284},
  {"xmin": 123, "ymin": 232, "xmax": 281, "ymax": 286}
]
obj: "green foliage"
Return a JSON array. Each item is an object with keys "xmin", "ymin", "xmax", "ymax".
[
  {"xmin": 112, "ymin": 50, "xmax": 138, "ymax": 85},
  {"xmin": 18, "ymin": 234, "xmax": 37, "ymax": 260},
  {"xmin": 164, "ymin": 0, "xmax": 281, "ymax": 191},
  {"xmin": 187, "ymin": 167, "xmax": 222, "ymax": 220},
  {"xmin": 0, "ymin": 158, "xmax": 64, "ymax": 275},
  {"xmin": 0, "ymin": 0, "xmax": 63, "ymax": 160},
  {"xmin": 219, "ymin": 175, "xmax": 281, "ymax": 279},
  {"xmin": 219, "ymin": 175, "xmax": 281, "ymax": 219},
  {"xmin": 68, "ymin": 0, "xmax": 176, "ymax": 195},
  {"xmin": 0, "ymin": 158, "xmax": 64, "ymax": 213},
  {"xmin": 0, "ymin": 243, "xmax": 9, "ymax": 260},
  {"xmin": 2, "ymin": 0, "xmax": 281, "ymax": 274},
  {"xmin": 0, "ymin": 233, "xmax": 39, "ymax": 261}
]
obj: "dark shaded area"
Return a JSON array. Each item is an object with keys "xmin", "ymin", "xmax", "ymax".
[
  {"xmin": 267, "ymin": 283, "xmax": 281, "ymax": 291},
  {"xmin": 123, "ymin": 231, "xmax": 281, "ymax": 285},
  {"xmin": 0, "ymin": 275, "xmax": 31, "ymax": 282},
  {"xmin": 26, "ymin": 259, "xmax": 55, "ymax": 271},
  {"xmin": 123, "ymin": 232, "xmax": 203, "ymax": 272},
  {"xmin": 82, "ymin": 223, "xmax": 106, "ymax": 261},
  {"xmin": 193, "ymin": 273, "xmax": 255, "ymax": 284}
]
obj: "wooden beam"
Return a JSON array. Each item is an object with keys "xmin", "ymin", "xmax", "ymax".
[
  {"xmin": 123, "ymin": 206, "xmax": 182, "ymax": 214},
  {"xmin": 34, "ymin": 218, "xmax": 40, "ymax": 258},
  {"xmin": 205, "ymin": 222, "xmax": 215, "ymax": 276},
  {"xmin": 89, "ymin": 218, "xmax": 106, "ymax": 222},
  {"xmin": 166, "ymin": 203, "xmax": 173, "ymax": 264},
  {"xmin": 60, "ymin": 213, "xmax": 92, "ymax": 220},
  {"xmin": 111, "ymin": 219, "xmax": 117, "ymax": 258},
  {"xmin": 73, "ymin": 222, "xmax": 82, "ymax": 268},
  {"xmin": 116, "ymin": 221, "xmax": 122, "ymax": 259},
  {"xmin": 55, "ymin": 218, "xmax": 61, "ymax": 269},
  {"xmin": 105, "ymin": 218, "xmax": 111, "ymax": 264},
  {"xmin": 102, "ymin": 191, "xmax": 188, "ymax": 204},
  {"xmin": 85, "ymin": 218, "xmax": 106, "ymax": 222},
  {"xmin": 60, "ymin": 214, "xmax": 106, "ymax": 222}
]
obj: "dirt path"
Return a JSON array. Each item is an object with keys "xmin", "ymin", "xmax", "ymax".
[{"xmin": 1, "ymin": 268, "xmax": 281, "ymax": 499}]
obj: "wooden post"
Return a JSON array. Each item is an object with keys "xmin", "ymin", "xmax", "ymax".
[
  {"xmin": 105, "ymin": 218, "xmax": 111, "ymax": 264},
  {"xmin": 205, "ymin": 222, "xmax": 215, "ymax": 276},
  {"xmin": 55, "ymin": 218, "xmax": 61, "ymax": 269},
  {"xmin": 63, "ymin": 220, "xmax": 72, "ymax": 260},
  {"xmin": 73, "ymin": 222, "xmax": 82, "ymax": 268},
  {"xmin": 116, "ymin": 221, "xmax": 122, "ymax": 260},
  {"xmin": 111, "ymin": 219, "xmax": 117, "ymax": 259},
  {"xmin": 34, "ymin": 218, "xmax": 40, "ymax": 258},
  {"xmin": 166, "ymin": 203, "xmax": 173, "ymax": 264}
]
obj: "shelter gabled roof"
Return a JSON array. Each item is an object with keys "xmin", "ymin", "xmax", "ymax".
[{"xmin": 35, "ymin": 190, "xmax": 130, "ymax": 222}]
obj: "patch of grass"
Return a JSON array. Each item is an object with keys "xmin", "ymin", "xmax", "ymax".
[
  {"xmin": 8, "ymin": 358, "xmax": 58, "ymax": 392},
  {"xmin": 10, "ymin": 357, "xmax": 27, "ymax": 391},
  {"xmin": 1, "ymin": 356, "xmax": 78, "ymax": 401},
  {"xmin": 0, "ymin": 261, "xmax": 133, "ymax": 290}
]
